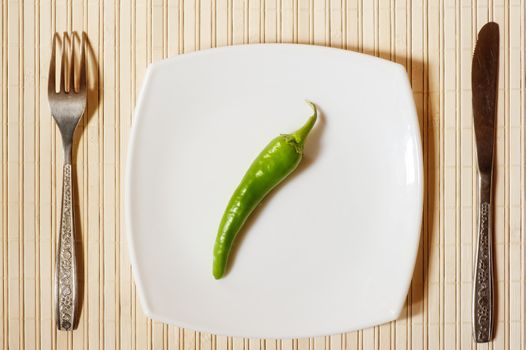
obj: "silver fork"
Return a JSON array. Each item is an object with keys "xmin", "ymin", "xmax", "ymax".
[{"xmin": 48, "ymin": 32, "xmax": 87, "ymax": 331}]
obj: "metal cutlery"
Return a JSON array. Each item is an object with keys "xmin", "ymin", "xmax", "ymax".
[
  {"xmin": 471, "ymin": 22, "xmax": 499, "ymax": 343},
  {"xmin": 48, "ymin": 32, "xmax": 87, "ymax": 331}
]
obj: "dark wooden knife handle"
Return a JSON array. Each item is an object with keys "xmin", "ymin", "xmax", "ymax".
[{"xmin": 472, "ymin": 174, "xmax": 494, "ymax": 343}]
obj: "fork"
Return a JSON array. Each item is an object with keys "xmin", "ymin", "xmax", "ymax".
[{"xmin": 48, "ymin": 32, "xmax": 87, "ymax": 331}]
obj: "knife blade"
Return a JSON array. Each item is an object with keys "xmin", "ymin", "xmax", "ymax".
[{"xmin": 471, "ymin": 21, "xmax": 499, "ymax": 344}]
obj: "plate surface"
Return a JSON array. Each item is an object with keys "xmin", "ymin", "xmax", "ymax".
[{"xmin": 125, "ymin": 44, "xmax": 423, "ymax": 338}]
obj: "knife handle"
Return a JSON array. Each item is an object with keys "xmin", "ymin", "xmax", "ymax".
[{"xmin": 472, "ymin": 174, "xmax": 494, "ymax": 343}]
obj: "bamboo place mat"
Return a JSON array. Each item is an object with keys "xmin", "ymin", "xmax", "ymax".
[{"xmin": 1, "ymin": 0, "xmax": 525, "ymax": 349}]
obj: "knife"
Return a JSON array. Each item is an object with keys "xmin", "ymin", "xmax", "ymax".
[{"xmin": 472, "ymin": 21, "xmax": 499, "ymax": 343}]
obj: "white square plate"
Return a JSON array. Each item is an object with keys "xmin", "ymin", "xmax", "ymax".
[{"xmin": 125, "ymin": 44, "xmax": 423, "ymax": 338}]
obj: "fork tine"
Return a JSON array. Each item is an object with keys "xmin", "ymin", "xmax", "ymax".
[
  {"xmin": 78, "ymin": 32, "xmax": 87, "ymax": 93},
  {"xmin": 48, "ymin": 33, "xmax": 58, "ymax": 95},
  {"xmin": 69, "ymin": 32, "xmax": 76, "ymax": 93},
  {"xmin": 60, "ymin": 32, "xmax": 68, "ymax": 92}
]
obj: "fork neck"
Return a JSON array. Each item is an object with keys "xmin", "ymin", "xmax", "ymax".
[{"xmin": 63, "ymin": 143, "xmax": 73, "ymax": 165}]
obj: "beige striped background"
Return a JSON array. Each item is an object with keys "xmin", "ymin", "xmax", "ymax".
[{"xmin": 1, "ymin": 0, "xmax": 524, "ymax": 349}]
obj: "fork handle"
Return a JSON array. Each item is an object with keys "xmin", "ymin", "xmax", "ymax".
[
  {"xmin": 55, "ymin": 161, "xmax": 77, "ymax": 331},
  {"xmin": 472, "ymin": 174, "xmax": 494, "ymax": 342}
]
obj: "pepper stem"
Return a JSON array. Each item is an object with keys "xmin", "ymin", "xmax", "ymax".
[{"xmin": 291, "ymin": 101, "xmax": 318, "ymax": 144}]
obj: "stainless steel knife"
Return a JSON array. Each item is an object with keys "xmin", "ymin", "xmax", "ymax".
[{"xmin": 472, "ymin": 21, "xmax": 499, "ymax": 343}]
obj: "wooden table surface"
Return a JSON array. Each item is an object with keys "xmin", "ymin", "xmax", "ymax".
[{"xmin": 1, "ymin": 0, "xmax": 524, "ymax": 349}]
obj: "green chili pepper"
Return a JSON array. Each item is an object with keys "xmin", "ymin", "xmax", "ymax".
[{"xmin": 212, "ymin": 101, "xmax": 318, "ymax": 279}]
